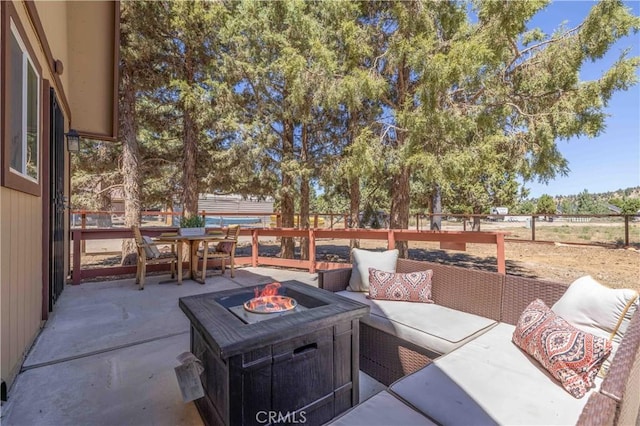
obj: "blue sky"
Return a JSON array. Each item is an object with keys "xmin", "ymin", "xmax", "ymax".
[{"xmin": 524, "ymin": 0, "xmax": 640, "ymax": 198}]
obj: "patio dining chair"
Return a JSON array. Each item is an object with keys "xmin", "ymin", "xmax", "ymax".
[
  {"xmin": 132, "ymin": 225, "xmax": 180, "ymax": 290},
  {"xmin": 196, "ymin": 225, "xmax": 240, "ymax": 280}
]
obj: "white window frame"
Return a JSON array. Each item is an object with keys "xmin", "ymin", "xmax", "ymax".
[{"xmin": 9, "ymin": 18, "xmax": 40, "ymax": 183}]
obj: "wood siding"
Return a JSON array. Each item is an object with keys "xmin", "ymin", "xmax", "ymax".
[
  {"xmin": 0, "ymin": 187, "xmax": 43, "ymax": 386},
  {"xmin": 65, "ymin": 1, "xmax": 118, "ymax": 140},
  {"xmin": 31, "ymin": 0, "xmax": 119, "ymax": 139},
  {"xmin": 1, "ymin": 0, "xmax": 118, "ymax": 391},
  {"xmin": 1, "ymin": 1, "xmax": 49, "ymax": 389}
]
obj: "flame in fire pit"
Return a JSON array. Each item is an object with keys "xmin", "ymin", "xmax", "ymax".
[
  {"xmin": 254, "ymin": 282, "xmax": 281, "ymax": 298},
  {"xmin": 244, "ymin": 282, "xmax": 297, "ymax": 313}
]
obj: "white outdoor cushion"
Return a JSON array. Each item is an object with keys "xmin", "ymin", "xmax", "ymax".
[
  {"xmin": 389, "ymin": 323, "xmax": 601, "ymax": 426},
  {"xmin": 551, "ymin": 275, "xmax": 639, "ymax": 344},
  {"xmin": 347, "ymin": 248, "xmax": 398, "ymax": 292},
  {"xmin": 552, "ymin": 276, "xmax": 639, "ymax": 377},
  {"xmin": 325, "ymin": 391, "xmax": 435, "ymax": 426},
  {"xmin": 337, "ymin": 291, "xmax": 497, "ymax": 355},
  {"xmin": 141, "ymin": 236, "xmax": 161, "ymax": 259}
]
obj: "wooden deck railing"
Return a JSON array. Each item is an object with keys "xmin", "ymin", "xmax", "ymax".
[
  {"xmin": 73, "ymin": 209, "xmax": 638, "ymax": 247},
  {"xmin": 71, "ymin": 227, "xmax": 507, "ymax": 285}
]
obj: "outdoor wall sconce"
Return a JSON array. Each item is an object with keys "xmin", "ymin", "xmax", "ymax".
[
  {"xmin": 54, "ymin": 59, "xmax": 64, "ymax": 75},
  {"xmin": 66, "ymin": 129, "xmax": 80, "ymax": 153}
]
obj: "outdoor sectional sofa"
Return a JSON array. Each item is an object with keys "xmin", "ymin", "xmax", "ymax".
[{"xmin": 318, "ymin": 258, "xmax": 640, "ymax": 425}]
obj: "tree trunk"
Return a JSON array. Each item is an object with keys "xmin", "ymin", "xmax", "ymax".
[
  {"xmin": 348, "ymin": 113, "xmax": 360, "ymax": 250},
  {"xmin": 120, "ymin": 63, "xmax": 141, "ymax": 266},
  {"xmin": 431, "ymin": 185, "xmax": 442, "ymax": 231},
  {"xmin": 280, "ymin": 119, "xmax": 295, "ymax": 258},
  {"xmin": 349, "ymin": 177, "xmax": 360, "ymax": 250},
  {"xmin": 182, "ymin": 107, "xmax": 199, "ymax": 218},
  {"xmin": 389, "ymin": 61, "xmax": 410, "ymax": 258},
  {"xmin": 300, "ymin": 124, "xmax": 310, "ymax": 260},
  {"xmin": 300, "ymin": 181, "xmax": 310, "ymax": 259},
  {"xmin": 472, "ymin": 208, "xmax": 482, "ymax": 231},
  {"xmin": 97, "ymin": 179, "xmax": 112, "ymax": 227},
  {"xmin": 165, "ymin": 203, "xmax": 173, "ymax": 226},
  {"xmin": 390, "ymin": 166, "xmax": 410, "ymax": 258},
  {"xmin": 182, "ymin": 46, "xmax": 199, "ymax": 219}
]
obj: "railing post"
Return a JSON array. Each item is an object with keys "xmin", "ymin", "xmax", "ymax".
[
  {"xmin": 251, "ymin": 229, "xmax": 259, "ymax": 267},
  {"xmin": 343, "ymin": 214, "xmax": 348, "ymax": 230},
  {"xmin": 81, "ymin": 211, "xmax": 87, "ymax": 254},
  {"xmin": 313, "ymin": 214, "xmax": 318, "ymax": 228},
  {"xmin": 72, "ymin": 229, "xmax": 82, "ymax": 285},
  {"xmin": 496, "ymin": 233, "xmax": 506, "ymax": 274},
  {"xmin": 201, "ymin": 210, "xmax": 206, "ymax": 224},
  {"xmin": 329, "ymin": 213, "xmax": 334, "ymax": 230},
  {"xmin": 276, "ymin": 214, "xmax": 282, "ymax": 228},
  {"xmin": 387, "ymin": 229, "xmax": 395, "ymax": 250},
  {"xmin": 624, "ymin": 215, "xmax": 630, "ymax": 247},
  {"xmin": 531, "ymin": 215, "xmax": 536, "ymax": 241},
  {"xmin": 61, "ymin": 227, "xmax": 512, "ymax": 282},
  {"xmin": 416, "ymin": 213, "xmax": 420, "ymax": 231},
  {"xmin": 309, "ymin": 229, "xmax": 316, "ymax": 273}
]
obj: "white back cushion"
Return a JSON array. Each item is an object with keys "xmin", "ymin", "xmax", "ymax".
[
  {"xmin": 347, "ymin": 248, "xmax": 398, "ymax": 292},
  {"xmin": 552, "ymin": 275, "xmax": 639, "ymax": 343}
]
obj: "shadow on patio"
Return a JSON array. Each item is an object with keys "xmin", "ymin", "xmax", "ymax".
[{"xmin": 2, "ymin": 268, "xmax": 382, "ymax": 425}]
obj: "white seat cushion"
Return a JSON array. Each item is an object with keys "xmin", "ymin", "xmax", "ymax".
[
  {"xmin": 325, "ymin": 391, "xmax": 435, "ymax": 426},
  {"xmin": 390, "ymin": 323, "xmax": 602, "ymax": 426},
  {"xmin": 337, "ymin": 291, "xmax": 497, "ymax": 355}
]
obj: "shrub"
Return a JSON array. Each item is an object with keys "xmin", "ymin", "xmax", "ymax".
[{"xmin": 180, "ymin": 215, "xmax": 205, "ymax": 228}]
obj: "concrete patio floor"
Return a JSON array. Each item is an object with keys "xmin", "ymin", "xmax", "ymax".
[{"xmin": 1, "ymin": 267, "xmax": 385, "ymax": 426}]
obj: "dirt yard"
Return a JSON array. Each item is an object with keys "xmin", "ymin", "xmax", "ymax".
[
  {"xmin": 243, "ymin": 239, "xmax": 640, "ymax": 292},
  {"xmin": 398, "ymin": 240, "xmax": 639, "ymax": 292}
]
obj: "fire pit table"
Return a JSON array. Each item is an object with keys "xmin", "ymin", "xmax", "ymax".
[{"xmin": 179, "ymin": 280, "xmax": 369, "ymax": 426}]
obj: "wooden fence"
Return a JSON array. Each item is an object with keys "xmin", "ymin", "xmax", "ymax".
[
  {"xmin": 71, "ymin": 227, "xmax": 506, "ymax": 285},
  {"xmin": 72, "ymin": 210, "xmax": 638, "ymax": 247}
]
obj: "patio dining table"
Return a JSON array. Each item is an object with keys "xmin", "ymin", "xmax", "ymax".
[{"xmin": 156, "ymin": 234, "xmax": 236, "ymax": 284}]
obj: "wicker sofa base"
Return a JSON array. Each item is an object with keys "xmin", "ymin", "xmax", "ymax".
[
  {"xmin": 360, "ymin": 323, "xmax": 438, "ymax": 386},
  {"xmin": 318, "ymin": 261, "xmax": 640, "ymax": 425}
]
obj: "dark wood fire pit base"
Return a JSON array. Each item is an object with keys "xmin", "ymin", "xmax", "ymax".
[{"xmin": 179, "ymin": 281, "xmax": 369, "ymax": 426}]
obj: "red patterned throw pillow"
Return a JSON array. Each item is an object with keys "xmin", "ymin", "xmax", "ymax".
[
  {"xmin": 512, "ymin": 299, "xmax": 612, "ymax": 398},
  {"xmin": 368, "ymin": 268, "xmax": 434, "ymax": 303}
]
